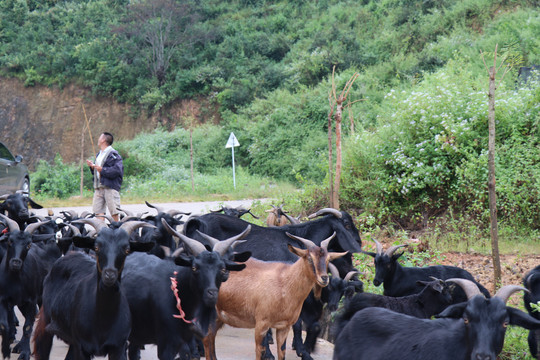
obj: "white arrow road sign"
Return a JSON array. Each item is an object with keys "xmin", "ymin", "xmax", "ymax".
[{"xmin": 226, "ymin": 132, "xmax": 240, "ymax": 148}]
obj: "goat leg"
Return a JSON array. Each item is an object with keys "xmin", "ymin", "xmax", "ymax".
[
  {"xmin": 275, "ymin": 327, "xmax": 290, "ymax": 360},
  {"xmin": 304, "ymin": 321, "xmax": 322, "ymax": 354},
  {"xmin": 12, "ymin": 303, "xmax": 37, "ymax": 360},
  {"xmin": 255, "ymin": 326, "xmax": 275, "ymax": 360}
]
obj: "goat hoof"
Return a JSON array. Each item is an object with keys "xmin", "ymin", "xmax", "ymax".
[
  {"xmin": 17, "ymin": 352, "xmax": 29, "ymax": 360},
  {"xmin": 12, "ymin": 343, "xmax": 21, "ymax": 354}
]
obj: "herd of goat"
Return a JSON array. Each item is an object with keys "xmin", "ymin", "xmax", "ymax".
[{"xmin": 0, "ymin": 192, "xmax": 539, "ymax": 360}]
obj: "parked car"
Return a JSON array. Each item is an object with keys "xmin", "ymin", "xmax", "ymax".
[{"xmin": 0, "ymin": 142, "xmax": 30, "ymax": 196}]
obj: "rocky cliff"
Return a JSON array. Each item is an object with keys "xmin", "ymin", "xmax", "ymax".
[{"xmin": 0, "ymin": 77, "xmax": 210, "ymax": 170}]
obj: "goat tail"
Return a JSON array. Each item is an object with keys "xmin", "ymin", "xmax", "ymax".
[{"xmin": 33, "ymin": 306, "xmax": 53, "ymax": 360}]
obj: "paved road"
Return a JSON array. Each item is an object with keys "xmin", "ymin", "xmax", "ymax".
[
  {"xmin": 33, "ymin": 199, "xmax": 265, "ymax": 219},
  {"xmin": 27, "ymin": 200, "xmax": 335, "ymax": 360}
]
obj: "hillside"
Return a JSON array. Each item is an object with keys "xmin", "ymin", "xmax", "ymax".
[{"xmin": 1, "ymin": 0, "xmax": 538, "ymax": 231}]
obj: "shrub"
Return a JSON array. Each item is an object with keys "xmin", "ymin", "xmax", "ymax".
[{"xmin": 32, "ymin": 154, "xmax": 88, "ymax": 199}]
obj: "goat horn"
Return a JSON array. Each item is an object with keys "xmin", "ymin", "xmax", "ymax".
[
  {"xmin": 145, "ymin": 201, "xmax": 165, "ymax": 214},
  {"xmin": 73, "ymin": 218, "xmax": 108, "ymax": 233},
  {"xmin": 121, "ymin": 216, "xmax": 140, "ymax": 222},
  {"xmin": 344, "ymin": 271, "xmax": 360, "ymax": 282},
  {"xmin": 120, "ymin": 221, "xmax": 156, "ymax": 236},
  {"xmin": 64, "ymin": 210, "xmax": 79, "ymax": 218},
  {"xmin": 385, "ymin": 244, "xmax": 408, "ymax": 257},
  {"xmin": 446, "ymin": 278, "xmax": 483, "ymax": 300},
  {"xmin": 64, "ymin": 223, "xmax": 81, "ymax": 236},
  {"xmin": 283, "ymin": 213, "xmax": 300, "ymax": 225},
  {"xmin": 167, "ymin": 209, "xmax": 191, "ymax": 217},
  {"xmin": 286, "ymin": 232, "xmax": 317, "ymax": 249},
  {"xmin": 210, "ymin": 206, "xmax": 224, "ymax": 213},
  {"xmin": 372, "ymin": 238, "xmax": 384, "ymax": 255},
  {"xmin": 494, "ymin": 285, "xmax": 529, "ymax": 304},
  {"xmin": 320, "ymin": 232, "xmax": 337, "ymax": 250},
  {"xmin": 0, "ymin": 194, "xmax": 9, "ymax": 201},
  {"xmin": 161, "ymin": 218, "xmax": 206, "ymax": 256},
  {"xmin": 195, "ymin": 231, "xmax": 220, "ymax": 248},
  {"xmin": 327, "ymin": 262, "xmax": 340, "ymax": 278},
  {"xmin": 0, "ymin": 214, "xmax": 20, "ymax": 232},
  {"xmin": 307, "ymin": 208, "xmax": 342, "ymax": 219},
  {"xmin": 80, "ymin": 211, "xmax": 92, "ymax": 218},
  {"xmin": 212, "ymin": 225, "xmax": 252, "ymax": 256},
  {"xmin": 24, "ymin": 221, "xmax": 45, "ymax": 235},
  {"xmin": 117, "ymin": 207, "xmax": 134, "ymax": 217},
  {"xmin": 525, "ymin": 273, "xmax": 536, "ymax": 288}
]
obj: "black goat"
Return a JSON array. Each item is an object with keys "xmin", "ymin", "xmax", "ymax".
[
  {"xmin": 291, "ymin": 263, "xmax": 361, "ymax": 360},
  {"xmin": 210, "ymin": 205, "xmax": 259, "ymax": 219},
  {"xmin": 33, "ymin": 219, "xmax": 155, "ymax": 360},
  {"xmin": 136, "ymin": 201, "xmax": 190, "ymax": 258},
  {"xmin": 364, "ymin": 239, "xmax": 489, "ymax": 302},
  {"xmin": 337, "ymin": 277, "xmax": 452, "ymax": 328},
  {"xmin": 184, "ymin": 208, "xmax": 361, "ymax": 277},
  {"xmin": 0, "ymin": 192, "xmax": 43, "ymax": 229},
  {"xmin": 0, "ymin": 215, "xmax": 61, "ymax": 360},
  {"xmin": 121, "ymin": 220, "xmax": 251, "ymax": 360},
  {"xmin": 524, "ymin": 265, "xmax": 540, "ymax": 360},
  {"xmin": 333, "ymin": 278, "xmax": 540, "ymax": 360}
]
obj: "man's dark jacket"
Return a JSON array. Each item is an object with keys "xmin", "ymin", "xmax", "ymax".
[{"xmin": 90, "ymin": 149, "xmax": 123, "ymax": 192}]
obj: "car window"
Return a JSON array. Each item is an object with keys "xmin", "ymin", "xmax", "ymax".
[{"xmin": 0, "ymin": 143, "xmax": 15, "ymax": 161}]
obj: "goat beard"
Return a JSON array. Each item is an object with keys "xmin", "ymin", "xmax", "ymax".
[{"xmin": 190, "ymin": 307, "xmax": 217, "ymax": 340}]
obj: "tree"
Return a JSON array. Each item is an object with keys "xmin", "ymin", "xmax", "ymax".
[
  {"xmin": 118, "ymin": 0, "xmax": 199, "ymax": 87},
  {"xmin": 480, "ymin": 44, "xmax": 520, "ymax": 289},
  {"xmin": 328, "ymin": 67, "xmax": 358, "ymax": 209}
]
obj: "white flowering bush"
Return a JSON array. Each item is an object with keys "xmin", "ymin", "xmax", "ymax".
[{"xmin": 342, "ymin": 60, "xmax": 539, "ymax": 228}]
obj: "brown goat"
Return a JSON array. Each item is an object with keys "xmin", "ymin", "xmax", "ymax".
[
  {"xmin": 265, "ymin": 204, "xmax": 300, "ymax": 227},
  {"xmin": 203, "ymin": 232, "xmax": 347, "ymax": 360}
]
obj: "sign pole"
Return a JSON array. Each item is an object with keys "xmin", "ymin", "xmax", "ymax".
[
  {"xmin": 231, "ymin": 145, "xmax": 236, "ymax": 189},
  {"xmin": 225, "ymin": 132, "xmax": 240, "ymax": 190}
]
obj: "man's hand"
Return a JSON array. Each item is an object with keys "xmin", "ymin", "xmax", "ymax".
[{"xmin": 86, "ymin": 159, "xmax": 94, "ymax": 168}]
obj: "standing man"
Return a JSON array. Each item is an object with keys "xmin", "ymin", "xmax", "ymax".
[{"xmin": 86, "ymin": 132, "xmax": 123, "ymax": 222}]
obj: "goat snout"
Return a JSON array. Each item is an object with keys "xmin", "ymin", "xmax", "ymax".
[
  {"xmin": 373, "ymin": 279, "xmax": 381, "ymax": 286},
  {"xmin": 319, "ymin": 275, "xmax": 329, "ymax": 286},
  {"xmin": 102, "ymin": 269, "xmax": 118, "ymax": 286},
  {"xmin": 206, "ymin": 288, "xmax": 219, "ymax": 302},
  {"xmin": 474, "ymin": 353, "xmax": 493, "ymax": 360},
  {"xmin": 9, "ymin": 258, "xmax": 22, "ymax": 271}
]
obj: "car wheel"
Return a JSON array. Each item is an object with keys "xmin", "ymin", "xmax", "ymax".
[{"xmin": 21, "ymin": 178, "xmax": 30, "ymax": 195}]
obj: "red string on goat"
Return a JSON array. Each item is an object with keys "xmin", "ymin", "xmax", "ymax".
[
  {"xmin": 1, "ymin": 228, "xmax": 8, "ymax": 234},
  {"xmin": 170, "ymin": 271, "xmax": 193, "ymax": 324}
]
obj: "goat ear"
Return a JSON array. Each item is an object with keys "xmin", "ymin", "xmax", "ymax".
[
  {"xmin": 224, "ymin": 260, "xmax": 246, "ymax": 272},
  {"xmin": 507, "ymin": 307, "xmax": 540, "ymax": 329},
  {"xmin": 174, "ymin": 254, "xmax": 193, "ymax": 267},
  {"xmin": 72, "ymin": 235, "xmax": 96, "ymax": 249},
  {"xmin": 129, "ymin": 240, "xmax": 155, "ymax": 253},
  {"xmin": 287, "ymin": 243, "xmax": 307, "ymax": 257},
  {"xmin": 27, "ymin": 198, "xmax": 43, "ymax": 209},
  {"xmin": 362, "ymin": 251, "xmax": 377, "ymax": 258},
  {"xmin": 231, "ymin": 251, "xmax": 251, "ymax": 263},
  {"xmin": 434, "ymin": 302, "xmax": 467, "ymax": 319}
]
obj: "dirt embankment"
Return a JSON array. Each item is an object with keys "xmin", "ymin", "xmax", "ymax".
[{"xmin": 0, "ymin": 77, "xmax": 217, "ymax": 170}]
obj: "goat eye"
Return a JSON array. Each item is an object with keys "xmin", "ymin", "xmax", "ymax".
[
  {"xmin": 27, "ymin": 244, "xmax": 31, "ymax": 250},
  {"xmin": 125, "ymin": 248, "xmax": 130, "ymax": 255},
  {"xmin": 192, "ymin": 267, "xmax": 198, "ymax": 273},
  {"xmin": 502, "ymin": 321, "xmax": 508, "ymax": 328},
  {"xmin": 94, "ymin": 246, "xmax": 100, "ymax": 252},
  {"xmin": 463, "ymin": 317, "xmax": 469, "ymax": 325}
]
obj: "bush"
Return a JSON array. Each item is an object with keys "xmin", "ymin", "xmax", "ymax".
[
  {"xmin": 32, "ymin": 154, "xmax": 88, "ymax": 198},
  {"xmin": 341, "ymin": 59, "xmax": 540, "ymax": 228}
]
